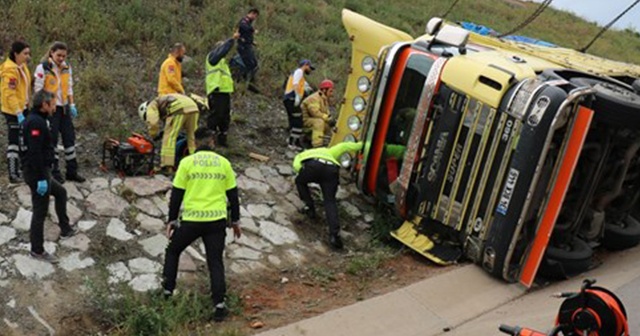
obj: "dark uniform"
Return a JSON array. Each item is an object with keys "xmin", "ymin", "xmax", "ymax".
[
  {"xmin": 237, "ymin": 16, "xmax": 258, "ymax": 81},
  {"xmin": 162, "ymin": 144, "xmax": 240, "ymax": 315},
  {"xmin": 22, "ymin": 107, "xmax": 73, "ymax": 255}
]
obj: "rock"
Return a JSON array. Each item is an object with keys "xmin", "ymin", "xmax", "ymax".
[
  {"xmin": 107, "ymin": 262, "xmax": 132, "ymax": 284},
  {"xmin": 229, "ymin": 260, "xmax": 266, "ymax": 274},
  {"xmin": 266, "ymin": 176, "xmax": 292, "ymax": 194},
  {"xmin": 354, "ymin": 221, "xmax": 371, "ymax": 231},
  {"xmin": 111, "ymin": 178, "xmax": 123, "ymax": 188},
  {"xmin": 236, "ymin": 176, "xmax": 270, "ymax": 194},
  {"xmin": 0, "ymin": 226, "xmax": 17, "ymax": 246},
  {"xmin": 12, "ymin": 254, "xmax": 55, "ymax": 279},
  {"xmin": 275, "ymin": 164, "xmax": 294, "ymax": 176},
  {"xmin": 244, "ymin": 167, "xmax": 266, "ymax": 182},
  {"xmin": 59, "ymin": 252, "xmax": 95, "ymax": 272},
  {"xmin": 336, "ymin": 186, "xmax": 350, "ymax": 200},
  {"xmin": 280, "ymin": 277, "xmax": 289, "ymax": 284},
  {"xmin": 44, "ymin": 242, "xmax": 57, "ymax": 255},
  {"xmin": 60, "ymin": 234, "xmax": 91, "ymax": 251},
  {"xmin": 134, "ymin": 198, "xmax": 163, "ymax": 218},
  {"xmin": 272, "ymin": 199, "xmax": 298, "ymax": 216},
  {"xmin": 227, "ymin": 246, "xmax": 263, "ymax": 260},
  {"xmin": 0, "ymin": 213, "xmax": 9, "ymax": 224},
  {"xmin": 154, "ymin": 174, "xmax": 170, "ymax": 182},
  {"xmin": 11, "ymin": 208, "xmax": 32, "ymax": 231},
  {"xmin": 63, "ymin": 182, "xmax": 84, "ymax": 200},
  {"xmin": 268, "ymin": 255, "xmax": 282, "ymax": 267},
  {"xmin": 235, "ymin": 232, "xmax": 273, "ymax": 252},
  {"xmin": 44, "ymin": 221, "xmax": 60, "ymax": 241},
  {"xmin": 128, "ymin": 257, "xmax": 162, "ymax": 274},
  {"xmin": 49, "ymin": 201, "xmax": 82, "ymax": 224},
  {"xmin": 86, "ymin": 190, "xmax": 129, "ymax": 217},
  {"xmin": 151, "ymin": 196, "xmax": 169, "ymax": 217},
  {"xmin": 89, "ymin": 177, "xmax": 109, "ymax": 191},
  {"xmin": 285, "ymin": 249, "xmax": 305, "ymax": 265},
  {"xmin": 259, "ymin": 165, "xmax": 280, "ymax": 178},
  {"xmin": 340, "ymin": 201, "xmax": 362, "ymax": 218},
  {"xmin": 78, "ymin": 220, "xmax": 97, "ymax": 232},
  {"xmin": 273, "ymin": 212, "xmax": 292, "ymax": 227},
  {"xmin": 178, "ymin": 253, "xmax": 197, "ymax": 272},
  {"xmin": 129, "ymin": 274, "xmax": 160, "ymax": 292},
  {"xmin": 256, "ymin": 220, "xmax": 300, "ymax": 245},
  {"xmin": 136, "ymin": 213, "xmax": 164, "ymax": 233},
  {"xmin": 106, "ymin": 218, "xmax": 134, "ymax": 241},
  {"xmin": 285, "ymin": 193, "xmax": 304, "ymax": 209},
  {"xmin": 364, "ymin": 213, "xmax": 375, "ymax": 223},
  {"xmin": 240, "ymin": 217, "xmax": 259, "ymax": 236},
  {"xmin": 6, "ymin": 298, "xmax": 16, "ymax": 308},
  {"xmin": 15, "ymin": 184, "xmax": 31, "ymax": 209},
  {"xmin": 246, "ymin": 204, "xmax": 273, "ymax": 219},
  {"xmin": 138, "ymin": 234, "xmax": 168, "ymax": 257},
  {"xmin": 185, "ymin": 246, "xmax": 206, "ymax": 262},
  {"xmin": 123, "ymin": 177, "xmax": 171, "ymax": 196}
]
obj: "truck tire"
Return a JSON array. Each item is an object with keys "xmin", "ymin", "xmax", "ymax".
[
  {"xmin": 538, "ymin": 237, "xmax": 593, "ymax": 280},
  {"xmin": 570, "ymin": 77, "xmax": 640, "ymax": 128},
  {"xmin": 602, "ymin": 215, "xmax": 640, "ymax": 251}
]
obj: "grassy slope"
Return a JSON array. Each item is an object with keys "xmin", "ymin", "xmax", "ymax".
[{"xmin": 1, "ymin": 0, "xmax": 639, "ymax": 138}]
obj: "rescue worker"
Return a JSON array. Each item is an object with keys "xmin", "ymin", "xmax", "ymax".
[
  {"xmin": 301, "ymin": 79, "xmax": 336, "ymax": 148},
  {"xmin": 138, "ymin": 93, "xmax": 199, "ymax": 174},
  {"xmin": 206, "ymin": 32, "xmax": 240, "ymax": 147},
  {"xmin": 158, "ymin": 43, "xmax": 186, "ymax": 96},
  {"xmin": 33, "ymin": 41, "xmax": 85, "ymax": 183},
  {"xmin": 162, "ymin": 127, "xmax": 241, "ymax": 322},
  {"xmin": 293, "ymin": 141, "xmax": 363, "ymax": 249},
  {"xmin": 1, "ymin": 40, "xmax": 32, "ymax": 183},
  {"xmin": 283, "ymin": 59, "xmax": 314, "ymax": 150},
  {"xmin": 236, "ymin": 8, "xmax": 259, "ymax": 85},
  {"xmin": 22, "ymin": 90, "xmax": 77, "ymax": 264}
]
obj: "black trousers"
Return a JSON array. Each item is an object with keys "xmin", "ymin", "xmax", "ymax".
[
  {"xmin": 283, "ymin": 99, "xmax": 303, "ymax": 146},
  {"xmin": 162, "ymin": 219, "xmax": 227, "ymax": 304},
  {"xmin": 23, "ymin": 167, "xmax": 71, "ymax": 254},
  {"xmin": 295, "ymin": 160, "xmax": 341, "ymax": 236},
  {"xmin": 237, "ymin": 44, "xmax": 257, "ymax": 81},
  {"xmin": 207, "ymin": 92, "xmax": 231, "ymax": 134},
  {"xmin": 50, "ymin": 106, "xmax": 78, "ymax": 176},
  {"xmin": 3, "ymin": 113, "xmax": 22, "ymax": 179}
]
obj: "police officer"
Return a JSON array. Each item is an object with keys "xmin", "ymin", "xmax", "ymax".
[
  {"xmin": 283, "ymin": 59, "xmax": 314, "ymax": 150},
  {"xmin": 33, "ymin": 41, "xmax": 85, "ymax": 183},
  {"xmin": 236, "ymin": 8, "xmax": 259, "ymax": 85},
  {"xmin": 22, "ymin": 90, "xmax": 77, "ymax": 264},
  {"xmin": 138, "ymin": 93, "xmax": 200, "ymax": 174},
  {"xmin": 293, "ymin": 141, "xmax": 363, "ymax": 249},
  {"xmin": 158, "ymin": 43, "xmax": 186, "ymax": 96},
  {"xmin": 162, "ymin": 127, "xmax": 241, "ymax": 322},
  {"xmin": 206, "ymin": 32, "xmax": 239, "ymax": 147}
]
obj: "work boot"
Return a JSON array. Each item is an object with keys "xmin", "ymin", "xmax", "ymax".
[
  {"xmin": 66, "ymin": 172, "xmax": 86, "ymax": 183},
  {"xmin": 329, "ymin": 234, "xmax": 344, "ymax": 250},
  {"xmin": 30, "ymin": 251, "xmax": 59, "ymax": 264},
  {"xmin": 213, "ymin": 302, "xmax": 229, "ymax": 322},
  {"xmin": 298, "ymin": 205, "xmax": 317, "ymax": 219},
  {"xmin": 217, "ymin": 133, "xmax": 228, "ymax": 147},
  {"xmin": 59, "ymin": 227, "xmax": 78, "ymax": 240},
  {"xmin": 52, "ymin": 171, "xmax": 65, "ymax": 184}
]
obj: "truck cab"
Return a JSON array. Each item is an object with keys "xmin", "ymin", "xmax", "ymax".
[{"xmin": 334, "ymin": 10, "xmax": 640, "ymax": 287}]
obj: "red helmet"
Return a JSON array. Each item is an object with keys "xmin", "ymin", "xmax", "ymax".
[{"xmin": 319, "ymin": 79, "xmax": 334, "ymax": 90}]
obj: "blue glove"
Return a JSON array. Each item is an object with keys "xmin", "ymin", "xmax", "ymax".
[
  {"xmin": 36, "ymin": 180, "xmax": 48, "ymax": 196},
  {"xmin": 69, "ymin": 104, "xmax": 78, "ymax": 118},
  {"xmin": 17, "ymin": 113, "xmax": 25, "ymax": 124}
]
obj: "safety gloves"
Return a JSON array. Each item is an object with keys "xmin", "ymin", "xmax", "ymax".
[{"xmin": 69, "ymin": 104, "xmax": 78, "ymax": 118}]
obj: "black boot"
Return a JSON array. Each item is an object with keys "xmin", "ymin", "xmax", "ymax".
[
  {"xmin": 66, "ymin": 171, "xmax": 85, "ymax": 183},
  {"xmin": 329, "ymin": 234, "xmax": 344, "ymax": 250},
  {"xmin": 217, "ymin": 133, "xmax": 228, "ymax": 147}
]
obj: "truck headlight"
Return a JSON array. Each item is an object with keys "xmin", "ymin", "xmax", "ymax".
[
  {"xmin": 339, "ymin": 153, "xmax": 352, "ymax": 168},
  {"xmin": 353, "ymin": 96, "xmax": 366, "ymax": 112},
  {"xmin": 362, "ymin": 56, "xmax": 376, "ymax": 73},
  {"xmin": 344, "ymin": 134, "xmax": 356, "ymax": 142},
  {"xmin": 357, "ymin": 76, "xmax": 371, "ymax": 93},
  {"xmin": 347, "ymin": 116, "xmax": 361, "ymax": 131}
]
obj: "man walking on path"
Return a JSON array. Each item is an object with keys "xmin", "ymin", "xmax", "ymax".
[
  {"xmin": 283, "ymin": 59, "xmax": 314, "ymax": 150},
  {"xmin": 293, "ymin": 141, "xmax": 362, "ymax": 249},
  {"xmin": 162, "ymin": 127, "xmax": 241, "ymax": 322},
  {"xmin": 206, "ymin": 32, "xmax": 240, "ymax": 147},
  {"xmin": 158, "ymin": 43, "xmax": 186, "ymax": 96},
  {"xmin": 138, "ymin": 93, "xmax": 200, "ymax": 174},
  {"xmin": 236, "ymin": 8, "xmax": 259, "ymax": 86},
  {"xmin": 301, "ymin": 79, "xmax": 335, "ymax": 148},
  {"xmin": 22, "ymin": 90, "xmax": 77, "ymax": 264}
]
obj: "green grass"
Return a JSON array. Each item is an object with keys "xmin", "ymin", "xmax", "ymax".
[{"xmin": 1, "ymin": 0, "xmax": 639, "ymax": 137}]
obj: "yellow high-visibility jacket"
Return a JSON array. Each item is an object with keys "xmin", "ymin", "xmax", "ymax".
[
  {"xmin": 301, "ymin": 91, "xmax": 330, "ymax": 121},
  {"xmin": 1, "ymin": 59, "xmax": 31, "ymax": 115},
  {"xmin": 145, "ymin": 93, "xmax": 199, "ymax": 137},
  {"xmin": 158, "ymin": 54, "xmax": 184, "ymax": 95}
]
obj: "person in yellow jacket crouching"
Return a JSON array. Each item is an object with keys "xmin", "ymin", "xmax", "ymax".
[
  {"xmin": 138, "ymin": 93, "xmax": 200, "ymax": 174},
  {"xmin": 301, "ymin": 79, "xmax": 335, "ymax": 148}
]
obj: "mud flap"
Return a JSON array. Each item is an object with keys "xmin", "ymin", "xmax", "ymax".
[{"xmin": 391, "ymin": 220, "xmax": 462, "ymax": 265}]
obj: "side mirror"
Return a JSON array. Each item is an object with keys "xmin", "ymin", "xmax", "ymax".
[{"xmin": 426, "ymin": 17, "xmax": 444, "ymax": 35}]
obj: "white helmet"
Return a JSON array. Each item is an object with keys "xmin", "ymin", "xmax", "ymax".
[{"xmin": 138, "ymin": 101, "xmax": 149, "ymax": 121}]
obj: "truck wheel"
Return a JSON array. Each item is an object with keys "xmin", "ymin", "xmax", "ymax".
[
  {"xmin": 570, "ymin": 77, "xmax": 640, "ymax": 127},
  {"xmin": 602, "ymin": 215, "xmax": 640, "ymax": 251},
  {"xmin": 538, "ymin": 237, "xmax": 593, "ymax": 280}
]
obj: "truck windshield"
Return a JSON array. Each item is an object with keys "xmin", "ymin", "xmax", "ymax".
[{"xmin": 375, "ymin": 52, "xmax": 435, "ymax": 202}]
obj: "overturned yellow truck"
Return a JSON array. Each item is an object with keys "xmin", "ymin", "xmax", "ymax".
[{"xmin": 332, "ymin": 10, "xmax": 640, "ymax": 287}]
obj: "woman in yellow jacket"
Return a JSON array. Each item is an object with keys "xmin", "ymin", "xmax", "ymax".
[{"xmin": 1, "ymin": 41, "xmax": 31, "ymax": 183}]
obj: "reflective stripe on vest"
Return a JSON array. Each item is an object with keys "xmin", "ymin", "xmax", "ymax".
[{"xmin": 206, "ymin": 58, "xmax": 234, "ymax": 94}]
